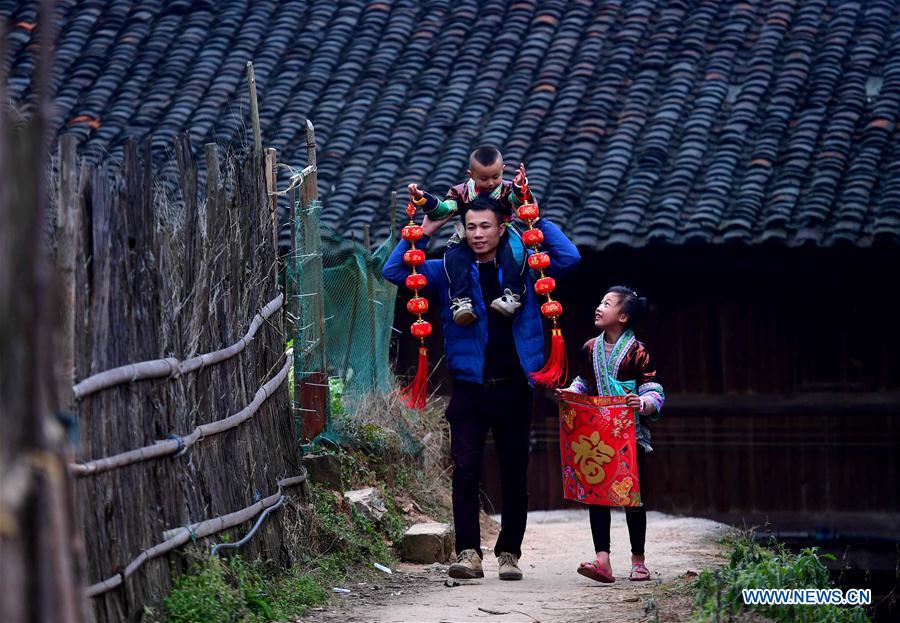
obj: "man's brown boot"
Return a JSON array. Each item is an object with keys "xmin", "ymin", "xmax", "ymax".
[
  {"xmin": 498, "ymin": 552, "xmax": 523, "ymax": 581},
  {"xmin": 448, "ymin": 549, "xmax": 484, "ymax": 579}
]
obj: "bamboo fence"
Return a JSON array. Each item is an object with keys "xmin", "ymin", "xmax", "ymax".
[{"xmin": 67, "ymin": 135, "xmax": 303, "ymax": 621}]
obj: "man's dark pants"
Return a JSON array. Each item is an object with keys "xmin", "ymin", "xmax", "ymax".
[{"xmin": 446, "ymin": 377, "xmax": 533, "ymax": 559}]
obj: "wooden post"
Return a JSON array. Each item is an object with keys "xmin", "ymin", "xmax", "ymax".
[
  {"xmin": 246, "ymin": 61, "xmax": 262, "ymax": 154},
  {"xmin": 264, "ymin": 147, "xmax": 278, "ymax": 268},
  {"xmin": 201, "ymin": 143, "xmax": 221, "ymax": 351},
  {"xmin": 288, "ymin": 182, "xmax": 297, "ymax": 310},
  {"xmin": 53, "ymin": 136, "xmax": 89, "ymax": 619},
  {"xmin": 305, "ymin": 119, "xmax": 316, "ymax": 169},
  {"xmin": 56, "ymin": 135, "xmax": 78, "ymax": 406},
  {"xmin": 175, "ymin": 135, "xmax": 201, "ymax": 355},
  {"xmin": 305, "ymin": 121, "xmax": 325, "ymax": 389},
  {"xmin": 289, "ymin": 183, "xmax": 299, "ymax": 426},
  {"xmin": 205, "ymin": 143, "xmax": 221, "ymax": 241},
  {"xmin": 297, "ymin": 119, "xmax": 328, "ymax": 441},
  {"xmin": 57, "ymin": 132, "xmax": 90, "ymax": 622},
  {"xmin": 0, "ymin": 4, "xmax": 88, "ymax": 614}
]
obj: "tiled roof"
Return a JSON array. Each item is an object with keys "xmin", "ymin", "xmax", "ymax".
[{"xmin": 4, "ymin": 0, "xmax": 899, "ymax": 248}]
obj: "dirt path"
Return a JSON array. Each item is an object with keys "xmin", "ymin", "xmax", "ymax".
[{"xmin": 299, "ymin": 510, "xmax": 731, "ymax": 623}]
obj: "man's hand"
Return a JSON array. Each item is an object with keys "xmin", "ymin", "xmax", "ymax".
[
  {"xmin": 408, "ymin": 183, "xmax": 425, "ymax": 201},
  {"xmin": 421, "ymin": 214, "xmax": 452, "ymax": 236},
  {"xmin": 625, "ymin": 393, "xmax": 642, "ymax": 410}
]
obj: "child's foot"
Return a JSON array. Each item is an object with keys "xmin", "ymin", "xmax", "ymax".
[
  {"xmin": 490, "ymin": 289, "xmax": 522, "ymax": 316},
  {"xmin": 576, "ymin": 553, "xmax": 614, "ymax": 583},
  {"xmin": 629, "ymin": 555, "xmax": 650, "ymax": 581},
  {"xmin": 451, "ymin": 298, "xmax": 477, "ymax": 325}
]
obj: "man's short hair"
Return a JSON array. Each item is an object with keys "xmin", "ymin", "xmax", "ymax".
[
  {"xmin": 462, "ymin": 193, "xmax": 505, "ymax": 224},
  {"xmin": 469, "ymin": 146, "xmax": 502, "ymax": 168}
]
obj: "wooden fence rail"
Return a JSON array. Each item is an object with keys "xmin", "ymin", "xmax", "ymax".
[
  {"xmin": 71, "ymin": 354, "xmax": 292, "ymax": 477},
  {"xmin": 85, "ymin": 473, "xmax": 307, "ymax": 598},
  {"xmin": 72, "ymin": 293, "xmax": 284, "ymax": 399}
]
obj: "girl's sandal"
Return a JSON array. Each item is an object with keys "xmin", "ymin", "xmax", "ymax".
[
  {"xmin": 577, "ymin": 559, "xmax": 615, "ymax": 583},
  {"xmin": 628, "ymin": 563, "xmax": 651, "ymax": 581}
]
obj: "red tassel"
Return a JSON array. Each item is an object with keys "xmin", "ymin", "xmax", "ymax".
[
  {"xmin": 401, "ymin": 346, "xmax": 429, "ymax": 409},
  {"xmin": 531, "ymin": 327, "xmax": 568, "ymax": 387}
]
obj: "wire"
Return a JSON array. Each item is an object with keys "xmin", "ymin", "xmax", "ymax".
[{"xmin": 210, "ymin": 496, "xmax": 285, "ymax": 557}]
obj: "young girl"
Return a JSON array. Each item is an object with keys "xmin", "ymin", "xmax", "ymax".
[{"xmin": 560, "ymin": 286, "xmax": 665, "ymax": 583}]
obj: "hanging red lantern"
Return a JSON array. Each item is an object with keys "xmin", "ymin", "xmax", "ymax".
[
  {"xmin": 410, "ymin": 319, "xmax": 433, "ymax": 338},
  {"xmin": 527, "ymin": 252, "xmax": 551, "ymax": 270},
  {"xmin": 517, "ymin": 203, "xmax": 540, "ymax": 221},
  {"xmin": 403, "ymin": 249, "xmax": 425, "ymax": 266},
  {"xmin": 541, "ymin": 300, "xmax": 563, "ymax": 318},
  {"xmin": 517, "ymin": 175, "xmax": 568, "ymax": 387},
  {"xmin": 534, "ymin": 276, "xmax": 556, "ymax": 295},
  {"xmin": 399, "ymin": 195, "xmax": 432, "ymax": 410},
  {"xmin": 522, "ymin": 228, "xmax": 544, "ymax": 246},
  {"xmin": 402, "ymin": 225, "xmax": 424, "ymax": 241},
  {"xmin": 407, "ymin": 297, "xmax": 429, "ymax": 315},
  {"xmin": 406, "ymin": 273, "xmax": 427, "ymax": 290}
]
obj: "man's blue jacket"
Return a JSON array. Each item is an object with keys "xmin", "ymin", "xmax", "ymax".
[{"xmin": 382, "ymin": 219, "xmax": 581, "ymax": 385}]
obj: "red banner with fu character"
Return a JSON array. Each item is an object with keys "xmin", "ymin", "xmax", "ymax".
[{"xmin": 558, "ymin": 391, "xmax": 642, "ymax": 507}]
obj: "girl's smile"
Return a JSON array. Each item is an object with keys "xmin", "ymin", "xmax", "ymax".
[{"xmin": 594, "ymin": 293, "xmax": 624, "ymax": 329}]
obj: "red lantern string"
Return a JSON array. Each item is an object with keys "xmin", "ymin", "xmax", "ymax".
[
  {"xmin": 399, "ymin": 198, "xmax": 432, "ymax": 409},
  {"xmin": 517, "ymin": 181, "xmax": 568, "ymax": 387}
]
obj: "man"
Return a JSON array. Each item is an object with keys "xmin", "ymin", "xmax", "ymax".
[{"xmin": 384, "ymin": 191, "xmax": 580, "ymax": 580}]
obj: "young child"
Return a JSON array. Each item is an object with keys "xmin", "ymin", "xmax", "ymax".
[
  {"xmin": 407, "ymin": 146, "xmax": 529, "ymax": 325},
  {"xmin": 560, "ymin": 286, "xmax": 665, "ymax": 583}
]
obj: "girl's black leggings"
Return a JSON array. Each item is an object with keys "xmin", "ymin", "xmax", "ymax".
[{"xmin": 588, "ymin": 446, "xmax": 647, "ymax": 555}]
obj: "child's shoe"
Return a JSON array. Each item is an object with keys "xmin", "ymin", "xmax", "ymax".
[
  {"xmin": 577, "ymin": 558, "xmax": 615, "ymax": 583},
  {"xmin": 451, "ymin": 298, "xmax": 477, "ymax": 325},
  {"xmin": 490, "ymin": 289, "xmax": 522, "ymax": 316},
  {"xmin": 629, "ymin": 555, "xmax": 651, "ymax": 581}
]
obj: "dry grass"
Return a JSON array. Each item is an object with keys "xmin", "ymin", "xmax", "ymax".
[{"xmin": 326, "ymin": 382, "xmax": 453, "ymax": 523}]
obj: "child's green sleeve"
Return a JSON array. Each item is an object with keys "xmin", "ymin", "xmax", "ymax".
[{"xmin": 422, "ymin": 192, "xmax": 458, "ymax": 220}]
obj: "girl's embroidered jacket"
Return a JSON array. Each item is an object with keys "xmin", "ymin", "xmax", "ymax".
[{"xmin": 566, "ymin": 334, "xmax": 665, "ymax": 452}]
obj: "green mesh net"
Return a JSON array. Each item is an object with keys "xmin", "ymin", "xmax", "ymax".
[
  {"xmin": 286, "ymin": 189, "xmax": 431, "ymax": 453},
  {"xmin": 285, "ymin": 196, "xmax": 398, "ymax": 394},
  {"xmin": 286, "ymin": 201, "xmax": 325, "ymax": 387},
  {"xmin": 319, "ymin": 229, "xmax": 398, "ymax": 402},
  {"xmin": 284, "ymin": 195, "xmax": 329, "ymax": 447}
]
